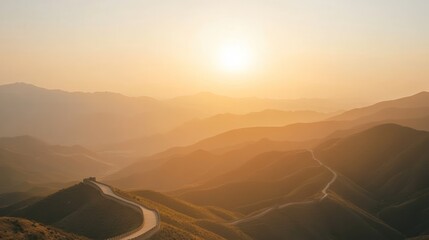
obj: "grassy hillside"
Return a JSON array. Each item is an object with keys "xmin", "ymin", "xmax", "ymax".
[
  {"xmin": 2, "ymin": 181, "xmax": 252, "ymax": 240},
  {"xmin": 237, "ymin": 195, "xmax": 404, "ymax": 240},
  {"xmin": 0, "ymin": 217, "xmax": 86, "ymax": 240},
  {"xmin": 114, "ymin": 189, "xmax": 251, "ymax": 240},
  {"xmin": 316, "ymin": 124, "xmax": 429, "ymax": 237},
  {"xmin": 169, "ymin": 124, "xmax": 429, "ymax": 239},
  {"xmin": 3, "ymin": 183, "xmax": 141, "ymax": 240},
  {"xmin": 178, "ymin": 151, "xmax": 330, "ymax": 213},
  {"xmin": 317, "ymin": 124, "xmax": 429, "ymax": 199}
]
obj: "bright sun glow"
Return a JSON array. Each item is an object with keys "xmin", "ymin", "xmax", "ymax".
[{"xmin": 217, "ymin": 43, "xmax": 252, "ymax": 73}]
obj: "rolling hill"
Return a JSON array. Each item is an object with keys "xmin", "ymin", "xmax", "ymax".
[
  {"xmin": 0, "ymin": 82, "xmax": 197, "ymax": 146},
  {"xmin": 2, "ymin": 183, "xmax": 142, "ymax": 239},
  {"xmin": 5, "ymin": 123, "xmax": 429, "ymax": 240},
  {"xmin": 146, "ymin": 91, "xmax": 429, "ymax": 161},
  {"xmin": 175, "ymin": 151, "xmax": 378, "ymax": 213},
  {"xmin": 316, "ymin": 124, "xmax": 429, "ymax": 200},
  {"xmin": 330, "ymin": 91, "xmax": 429, "ymax": 121},
  {"xmin": 173, "ymin": 124, "xmax": 429, "ymax": 239},
  {"xmin": 0, "ymin": 82, "xmax": 352, "ymax": 148},
  {"xmin": 108, "ymin": 109, "xmax": 329, "ymax": 157},
  {"xmin": 0, "ymin": 135, "xmax": 112, "ymax": 194},
  {"xmin": 119, "ymin": 190, "xmax": 252, "ymax": 240},
  {"xmin": 106, "ymin": 139, "xmax": 315, "ymax": 191},
  {"xmin": 105, "ymin": 92, "xmax": 429, "ymax": 193},
  {"xmin": 1, "ymin": 182, "xmax": 252, "ymax": 240},
  {"xmin": 237, "ymin": 195, "xmax": 404, "ymax": 240},
  {"xmin": 316, "ymin": 124, "xmax": 429, "ymax": 238},
  {"xmin": 0, "ymin": 217, "xmax": 86, "ymax": 240}
]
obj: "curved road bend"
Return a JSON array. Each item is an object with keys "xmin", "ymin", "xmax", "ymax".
[
  {"xmin": 87, "ymin": 180, "xmax": 160, "ymax": 240},
  {"xmin": 231, "ymin": 149, "xmax": 337, "ymax": 225}
]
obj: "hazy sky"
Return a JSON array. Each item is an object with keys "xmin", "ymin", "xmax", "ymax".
[{"xmin": 0, "ymin": 0, "xmax": 428, "ymax": 100}]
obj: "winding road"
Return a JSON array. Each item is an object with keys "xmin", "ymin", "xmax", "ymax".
[
  {"xmin": 84, "ymin": 179, "xmax": 160, "ymax": 240},
  {"xmin": 231, "ymin": 149, "xmax": 337, "ymax": 225}
]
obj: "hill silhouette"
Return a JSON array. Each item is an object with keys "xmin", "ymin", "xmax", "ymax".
[
  {"xmin": 108, "ymin": 109, "xmax": 329, "ymax": 157},
  {"xmin": 0, "ymin": 82, "xmax": 197, "ymax": 146},
  {"xmin": 316, "ymin": 124, "xmax": 429, "ymax": 237},
  {"xmin": 0, "ymin": 82, "xmax": 350, "ymax": 148},
  {"xmin": 5, "ymin": 123, "xmax": 429, "ymax": 240},
  {"xmin": 237, "ymin": 195, "xmax": 404, "ymax": 240},
  {"xmin": 172, "ymin": 124, "xmax": 429, "ymax": 239},
  {"xmin": 142, "ymin": 91, "xmax": 429, "ymax": 162},
  {"xmin": 106, "ymin": 139, "xmax": 315, "ymax": 191},
  {"xmin": 3, "ymin": 183, "xmax": 141, "ymax": 239},
  {"xmin": 331, "ymin": 91, "xmax": 429, "ymax": 121},
  {"xmin": 2, "ymin": 182, "xmax": 253, "ymax": 240},
  {"xmin": 208, "ymin": 124, "xmax": 429, "ymax": 239},
  {"xmin": 0, "ymin": 135, "xmax": 111, "ymax": 194},
  {"xmin": 106, "ymin": 91, "xmax": 429, "ymax": 192}
]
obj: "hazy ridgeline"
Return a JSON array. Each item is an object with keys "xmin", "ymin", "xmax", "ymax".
[{"xmin": 1, "ymin": 82, "xmax": 429, "ymax": 239}]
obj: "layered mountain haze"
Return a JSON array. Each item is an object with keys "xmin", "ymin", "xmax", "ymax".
[
  {"xmin": 105, "ymin": 139, "xmax": 316, "ymax": 191},
  {"xmin": 0, "ymin": 83, "xmax": 348, "ymax": 148},
  {"xmin": 167, "ymin": 92, "xmax": 362, "ymax": 115},
  {"xmin": 1, "ymin": 182, "xmax": 251, "ymax": 240},
  {"xmin": 170, "ymin": 124, "xmax": 429, "ymax": 239},
  {"xmin": 4, "ymin": 123, "xmax": 429, "ymax": 239},
  {"xmin": 0, "ymin": 83, "xmax": 197, "ymax": 146},
  {"xmin": 103, "ymin": 91, "xmax": 429, "ymax": 193},
  {"xmin": 109, "ymin": 109, "xmax": 329, "ymax": 157},
  {"xmin": 2, "ymin": 1, "xmax": 428, "ymax": 238},
  {"xmin": 0, "ymin": 135, "xmax": 111, "ymax": 194},
  {"xmin": 316, "ymin": 124, "xmax": 429, "ymax": 237},
  {"xmin": 2, "ymin": 84, "xmax": 429, "ymax": 239},
  {"xmin": 331, "ymin": 91, "xmax": 429, "ymax": 121},
  {"xmin": 160, "ymin": 91, "xmax": 429, "ymax": 157}
]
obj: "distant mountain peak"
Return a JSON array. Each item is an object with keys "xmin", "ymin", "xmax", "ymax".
[
  {"xmin": 354, "ymin": 123, "xmax": 424, "ymax": 139},
  {"xmin": 0, "ymin": 82, "xmax": 43, "ymax": 90},
  {"xmin": 412, "ymin": 91, "xmax": 429, "ymax": 96}
]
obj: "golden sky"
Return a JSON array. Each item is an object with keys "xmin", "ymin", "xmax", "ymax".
[{"xmin": 0, "ymin": 0, "xmax": 428, "ymax": 101}]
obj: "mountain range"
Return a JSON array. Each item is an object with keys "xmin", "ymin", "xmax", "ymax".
[
  {"xmin": 0, "ymin": 135, "xmax": 111, "ymax": 194},
  {"xmin": 104, "ymin": 91, "xmax": 429, "ymax": 191},
  {"xmin": 2, "ymin": 83, "xmax": 429, "ymax": 239},
  {"xmin": 3, "ymin": 124, "xmax": 429, "ymax": 239},
  {"xmin": 0, "ymin": 83, "xmax": 358, "ymax": 148}
]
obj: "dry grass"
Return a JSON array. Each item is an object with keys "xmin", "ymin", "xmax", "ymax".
[{"xmin": 0, "ymin": 217, "xmax": 86, "ymax": 240}]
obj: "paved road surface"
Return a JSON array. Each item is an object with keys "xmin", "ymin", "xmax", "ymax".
[{"xmin": 88, "ymin": 180, "xmax": 160, "ymax": 240}]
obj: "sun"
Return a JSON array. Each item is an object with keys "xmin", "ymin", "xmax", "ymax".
[{"xmin": 217, "ymin": 43, "xmax": 252, "ymax": 73}]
